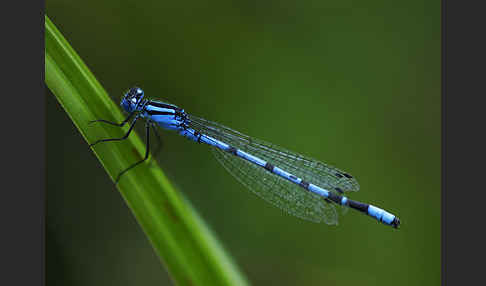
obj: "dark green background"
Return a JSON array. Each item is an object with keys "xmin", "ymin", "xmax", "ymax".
[{"xmin": 46, "ymin": 1, "xmax": 440, "ymax": 285}]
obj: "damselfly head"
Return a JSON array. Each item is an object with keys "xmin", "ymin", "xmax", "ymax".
[{"xmin": 121, "ymin": 87, "xmax": 145, "ymax": 113}]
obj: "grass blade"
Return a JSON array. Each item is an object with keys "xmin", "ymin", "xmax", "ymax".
[{"xmin": 45, "ymin": 15, "xmax": 249, "ymax": 286}]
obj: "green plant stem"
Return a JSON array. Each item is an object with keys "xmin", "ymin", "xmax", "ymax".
[{"xmin": 45, "ymin": 15, "xmax": 249, "ymax": 286}]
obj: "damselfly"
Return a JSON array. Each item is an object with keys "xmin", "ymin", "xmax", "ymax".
[{"xmin": 90, "ymin": 87, "xmax": 400, "ymax": 228}]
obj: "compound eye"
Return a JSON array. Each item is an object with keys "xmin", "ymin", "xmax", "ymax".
[{"xmin": 127, "ymin": 87, "xmax": 140, "ymax": 96}]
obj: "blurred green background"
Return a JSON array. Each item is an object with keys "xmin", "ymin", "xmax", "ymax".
[{"xmin": 46, "ymin": 1, "xmax": 440, "ymax": 285}]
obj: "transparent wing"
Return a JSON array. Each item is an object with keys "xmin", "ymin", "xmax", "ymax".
[
  {"xmin": 186, "ymin": 114, "xmax": 360, "ymax": 224},
  {"xmin": 212, "ymin": 146, "xmax": 337, "ymax": 224},
  {"xmin": 187, "ymin": 115, "xmax": 360, "ymax": 192}
]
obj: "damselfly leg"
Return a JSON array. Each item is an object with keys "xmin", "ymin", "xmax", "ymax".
[
  {"xmin": 89, "ymin": 114, "xmax": 153, "ymax": 183},
  {"xmin": 89, "ymin": 114, "xmax": 141, "ymax": 147},
  {"xmin": 149, "ymin": 122, "xmax": 163, "ymax": 165},
  {"xmin": 114, "ymin": 122, "xmax": 151, "ymax": 183},
  {"xmin": 88, "ymin": 111, "xmax": 136, "ymax": 127}
]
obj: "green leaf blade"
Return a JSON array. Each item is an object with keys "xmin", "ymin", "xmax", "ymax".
[{"xmin": 45, "ymin": 15, "xmax": 249, "ymax": 286}]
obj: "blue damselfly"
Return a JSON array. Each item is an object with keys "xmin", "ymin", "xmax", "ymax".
[{"xmin": 90, "ymin": 87, "xmax": 400, "ymax": 228}]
